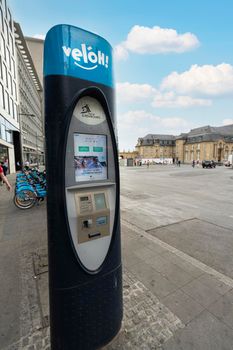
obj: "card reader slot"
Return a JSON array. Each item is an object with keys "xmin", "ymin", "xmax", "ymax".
[{"xmin": 88, "ymin": 232, "xmax": 101, "ymax": 239}]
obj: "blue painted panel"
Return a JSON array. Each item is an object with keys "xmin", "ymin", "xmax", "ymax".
[{"xmin": 44, "ymin": 25, "xmax": 113, "ymax": 87}]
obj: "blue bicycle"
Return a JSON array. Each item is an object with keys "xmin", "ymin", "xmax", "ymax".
[{"xmin": 14, "ymin": 169, "xmax": 47, "ymax": 209}]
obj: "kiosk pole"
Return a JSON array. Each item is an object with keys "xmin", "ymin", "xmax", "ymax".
[{"xmin": 44, "ymin": 25, "xmax": 122, "ymax": 349}]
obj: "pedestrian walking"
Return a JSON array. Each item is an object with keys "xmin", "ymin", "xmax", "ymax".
[
  {"xmin": 0, "ymin": 161, "xmax": 7, "ymax": 176},
  {"xmin": 192, "ymin": 160, "xmax": 195, "ymax": 168},
  {"xmin": 24, "ymin": 160, "xmax": 30, "ymax": 170},
  {"xmin": 0, "ymin": 163, "xmax": 11, "ymax": 190}
]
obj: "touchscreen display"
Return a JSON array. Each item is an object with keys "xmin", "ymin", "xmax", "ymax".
[
  {"xmin": 74, "ymin": 133, "xmax": 107, "ymax": 182},
  {"xmin": 94, "ymin": 193, "xmax": 106, "ymax": 210}
]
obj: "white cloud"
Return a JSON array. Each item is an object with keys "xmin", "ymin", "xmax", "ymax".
[
  {"xmin": 116, "ymin": 82, "xmax": 157, "ymax": 102},
  {"xmin": 117, "ymin": 110, "xmax": 157, "ymax": 125},
  {"xmin": 152, "ymin": 91, "xmax": 212, "ymax": 108},
  {"xmin": 114, "ymin": 44, "xmax": 129, "ymax": 61},
  {"xmin": 115, "ymin": 25, "xmax": 199, "ymax": 60},
  {"xmin": 116, "ymin": 82, "xmax": 211, "ymax": 108},
  {"xmin": 161, "ymin": 63, "xmax": 233, "ymax": 96},
  {"xmin": 116, "ymin": 82, "xmax": 157, "ymax": 103},
  {"xmin": 159, "ymin": 117, "xmax": 189, "ymax": 129},
  {"xmin": 117, "ymin": 109, "xmax": 194, "ymax": 151},
  {"xmin": 33, "ymin": 34, "xmax": 45, "ymax": 40},
  {"xmin": 223, "ymin": 118, "xmax": 233, "ymax": 125},
  {"xmin": 118, "ymin": 110, "xmax": 190, "ymax": 129}
]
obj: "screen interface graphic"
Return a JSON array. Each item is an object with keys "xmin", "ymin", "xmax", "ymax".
[{"xmin": 74, "ymin": 133, "xmax": 107, "ymax": 182}]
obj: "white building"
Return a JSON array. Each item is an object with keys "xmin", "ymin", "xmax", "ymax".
[
  {"xmin": 14, "ymin": 22, "xmax": 44, "ymax": 166},
  {"xmin": 0, "ymin": 1, "xmax": 19, "ymax": 173}
]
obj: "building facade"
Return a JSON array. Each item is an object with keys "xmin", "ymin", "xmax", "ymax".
[
  {"xmin": 25, "ymin": 36, "xmax": 44, "ymax": 87},
  {"xmin": 176, "ymin": 125, "xmax": 233, "ymax": 163},
  {"xmin": 135, "ymin": 134, "xmax": 176, "ymax": 161},
  {"xmin": 14, "ymin": 22, "xmax": 44, "ymax": 166},
  {"xmin": 135, "ymin": 125, "xmax": 233, "ymax": 163},
  {"xmin": 0, "ymin": 0, "xmax": 19, "ymax": 173}
]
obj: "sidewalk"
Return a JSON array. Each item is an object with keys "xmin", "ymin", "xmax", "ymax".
[{"xmin": 1, "ymin": 174, "xmax": 233, "ymax": 349}]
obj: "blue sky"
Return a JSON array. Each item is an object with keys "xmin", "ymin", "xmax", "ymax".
[{"xmin": 9, "ymin": 0, "xmax": 233, "ymax": 150}]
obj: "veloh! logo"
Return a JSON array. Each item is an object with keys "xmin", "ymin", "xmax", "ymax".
[{"xmin": 62, "ymin": 44, "xmax": 109, "ymax": 71}]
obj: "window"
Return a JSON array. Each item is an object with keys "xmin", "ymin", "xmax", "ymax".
[
  {"xmin": 4, "ymin": 19, "xmax": 9, "ymax": 44},
  {"xmin": 0, "ymin": 55, "xmax": 2, "ymax": 79},
  {"xmin": 8, "ymin": 9, "xmax": 12, "ymax": 30},
  {"xmin": 0, "ymin": 82, "xmax": 4, "ymax": 108},
  {"xmin": 3, "ymin": 62, "xmax": 7, "ymax": 86},
  {"xmin": 11, "ymin": 57, "xmax": 14, "ymax": 74},
  {"xmin": 0, "ymin": 8, "xmax": 3, "ymax": 32},
  {"xmin": 8, "ymin": 72, "xmax": 12, "ymax": 94},
  {"xmin": 10, "ymin": 97, "xmax": 13, "ymax": 117},
  {"xmin": 5, "ymin": 90, "xmax": 9, "ymax": 113},
  {"xmin": 4, "ymin": 0, "xmax": 7, "ymax": 16},
  {"xmin": 13, "ymin": 81, "xmax": 17, "ymax": 100},
  {"xmin": 12, "ymin": 60, "xmax": 15, "ymax": 78},
  {"xmin": 6, "ymin": 47, "xmax": 10, "ymax": 67},
  {"xmin": 1, "ymin": 121, "xmax": 6, "ymax": 140},
  {"xmin": 10, "ymin": 35, "xmax": 14, "ymax": 55},
  {"xmin": 14, "ymin": 103, "xmax": 17, "ymax": 121},
  {"xmin": 1, "ymin": 34, "xmax": 6, "ymax": 59}
]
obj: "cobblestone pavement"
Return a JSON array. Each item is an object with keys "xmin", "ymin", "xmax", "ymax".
[
  {"xmin": 3, "ymin": 251, "xmax": 50, "ymax": 350},
  {"xmin": 3, "ymin": 248, "xmax": 183, "ymax": 350},
  {"xmin": 106, "ymin": 271, "xmax": 184, "ymax": 350}
]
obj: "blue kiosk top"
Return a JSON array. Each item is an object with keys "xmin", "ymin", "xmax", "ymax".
[{"xmin": 44, "ymin": 24, "xmax": 113, "ymax": 88}]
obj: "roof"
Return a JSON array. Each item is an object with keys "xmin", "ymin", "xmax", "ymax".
[
  {"xmin": 137, "ymin": 124, "xmax": 233, "ymax": 147},
  {"xmin": 187, "ymin": 124, "xmax": 233, "ymax": 136},
  {"xmin": 142, "ymin": 134, "xmax": 176, "ymax": 141}
]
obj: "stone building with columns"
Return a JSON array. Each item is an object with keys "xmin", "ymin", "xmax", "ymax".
[
  {"xmin": 176, "ymin": 125, "xmax": 233, "ymax": 163},
  {"xmin": 135, "ymin": 124, "xmax": 233, "ymax": 163}
]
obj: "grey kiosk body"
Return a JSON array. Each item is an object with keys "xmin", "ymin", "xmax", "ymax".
[{"xmin": 44, "ymin": 25, "xmax": 122, "ymax": 349}]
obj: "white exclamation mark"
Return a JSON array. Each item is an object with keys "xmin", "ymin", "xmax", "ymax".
[{"xmin": 105, "ymin": 56, "xmax": 109, "ymax": 68}]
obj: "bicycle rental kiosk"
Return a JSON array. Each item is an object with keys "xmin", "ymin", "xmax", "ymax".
[{"xmin": 44, "ymin": 25, "xmax": 123, "ymax": 349}]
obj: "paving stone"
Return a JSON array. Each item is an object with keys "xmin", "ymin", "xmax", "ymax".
[
  {"xmin": 36, "ymin": 340, "xmax": 43, "ymax": 349},
  {"xmin": 123, "ymin": 252, "xmax": 143, "ymax": 268},
  {"xmin": 160, "ymin": 251, "xmax": 204, "ymax": 279},
  {"xmin": 196, "ymin": 273, "xmax": 233, "ymax": 296},
  {"xmin": 146, "ymin": 272, "xmax": 179, "ymax": 298},
  {"xmin": 162, "ymin": 289, "xmax": 205, "ymax": 324},
  {"xmin": 105, "ymin": 270, "xmax": 184, "ymax": 349},
  {"xmin": 162, "ymin": 310, "xmax": 233, "ymax": 350},
  {"xmin": 148, "ymin": 218, "xmax": 233, "ymax": 280},
  {"xmin": 208, "ymin": 289, "xmax": 233, "ymax": 330},
  {"xmin": 158, "ymin": 262, "xmax": 194, "ymax": 288},
  {"xmin": 143, "ymin": 252, "xmax": 171, "ymax": 272},
  {"xmin": 22, "ymin": 336, "xmax": 29, "ymax": 347},
  {"xmin": 134, "ymin": 245, "xmax": 158, "ymax": 261},
  {"xmin": 181, "ymin": 277, "xmax": 221, "ymax": 308},
  {"xmin": 128, "ymin": 261, "xmax": 178, "ymax": 298}
]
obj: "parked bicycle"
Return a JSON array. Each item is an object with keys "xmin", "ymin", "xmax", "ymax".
[{"xmin": 14, "ymin": 168, "xmax": 46, "ymax": 209}]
